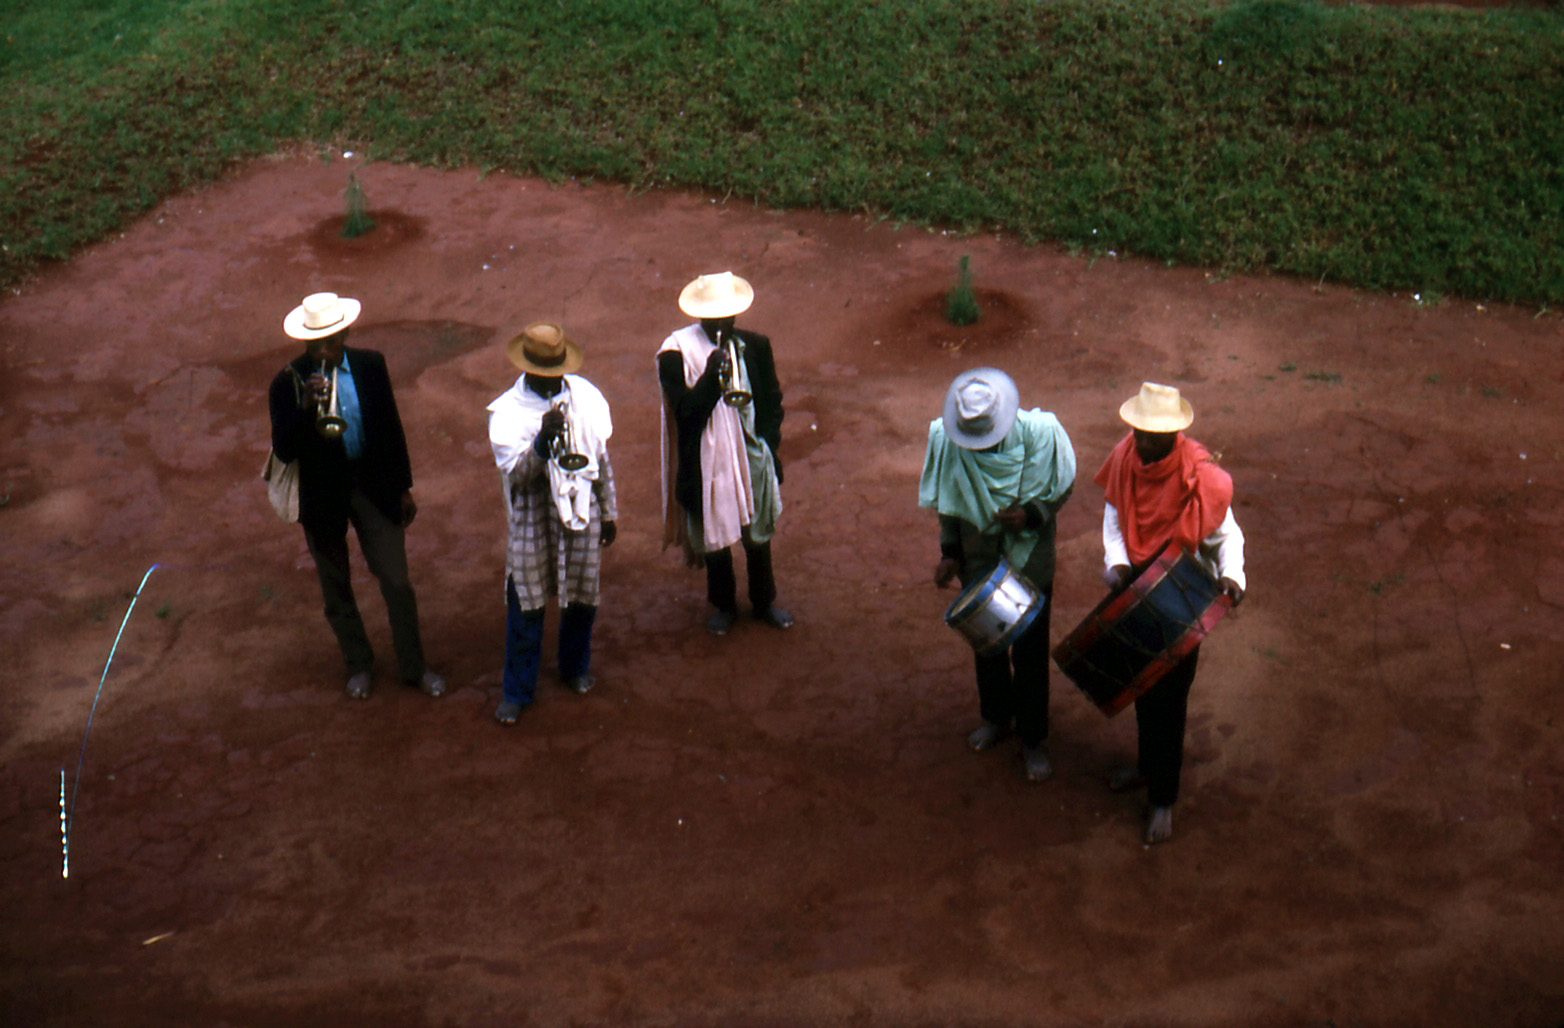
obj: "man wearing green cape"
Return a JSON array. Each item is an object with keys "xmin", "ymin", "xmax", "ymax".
[{"xmin": 919, "ymin": 368, "xmax": 1076, "ymax": 782}]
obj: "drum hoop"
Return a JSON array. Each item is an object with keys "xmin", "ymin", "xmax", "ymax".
[
  {"xmin": 943, "ymin": 556, "xmax": 1031, "ymax": 624},
  {"xmin": 1093, "ymin": 592, "xmax": 1231, "ymax": 715},
  {"xmin": 944, "ymin": 557, "xmax": 1044, "ymax": 654},
  {"xmin": 1052, "ymin": 539, "xmax": 1232, "ymax": 716},
  {"xmin": 1052, "ymin": 541, "xmax": 1179, "ymax": 659}
]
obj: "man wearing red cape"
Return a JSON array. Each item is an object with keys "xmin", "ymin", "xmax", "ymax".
[{"xmin": 1095, "ymin": 382, "xmax": 1246, "ymax": 844}]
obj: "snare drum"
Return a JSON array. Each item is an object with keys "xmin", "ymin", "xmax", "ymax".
[
  {"xmin": 944, "ymin": 557, "xmax": 1044, "ymax": 656},
  {"xmin": 1052, "ymin": 541, "xmax": 1231, "ymax": 716}
]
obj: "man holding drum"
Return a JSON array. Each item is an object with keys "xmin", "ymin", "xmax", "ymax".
[
  {"xmin": 1095, "ymin": 382, "xmax": 1246, "ymax": 843},
  {"xmin": 487, "ymin": 323, "xmax": 618, "ymax": 725},
  {"xmin": 919, "ymin": 368, "xmax": 1076, "ymax": 782}
]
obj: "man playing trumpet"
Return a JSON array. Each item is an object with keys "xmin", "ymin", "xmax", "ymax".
[
  {"xmin": 657, "ymin": 271, "xmax": 792, "ymax": 635},
  {"xmin": 267, "ymin": 291, "xmax": 445, "ymax": 701},
  {"xmin": 487, "ymin": 322, "xmax": 618, "ymax": 725},
  {"xmin": 919, "ymin": 368, "xmax": 1075, "ymax": 781}
]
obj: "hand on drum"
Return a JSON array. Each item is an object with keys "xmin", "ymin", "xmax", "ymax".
[
  {"xmin": 1102, "ymin": 564, "xmax": 1132, "ymax": 592},
  {"xmin": 993, "ymin": 505, "xmax": 1028, "ymax": 533},
  {"xmin": 934, "ymin": 557, "xmax": 960, "ymax": 588},
  {"xmin": 1220, "ymin": 577, "xmax": 1245, "ymax": 606}
]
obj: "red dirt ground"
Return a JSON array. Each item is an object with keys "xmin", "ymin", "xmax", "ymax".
[{"xmin": 1, "ymin": 153, "xmax": 1561, "ymax": 1027}]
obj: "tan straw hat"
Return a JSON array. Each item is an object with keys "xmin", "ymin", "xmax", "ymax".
[
  {"xmin": 283, "ymin": 292, "xmax": 362, "ymax": 339},
  {"xmin": 678, "ymin": 271, "xmax": 755, "ymax": 319},
  {"xmin": 506, "ymin": 321, "xmax": 583, "ymax": 376},
  {"xmin": 1119, "ymin": 382, "xmax": 1194, "ymax": 433}
]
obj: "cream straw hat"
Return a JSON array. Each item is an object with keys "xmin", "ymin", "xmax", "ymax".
[{"xmin": 1119, "ymin": 382, "xmax": 1194, "ymax": 433}]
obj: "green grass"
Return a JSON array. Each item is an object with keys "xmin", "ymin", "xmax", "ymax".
[{"xmin": 3, "ymin": 0, "xmax": 1562, "ymax": 303}]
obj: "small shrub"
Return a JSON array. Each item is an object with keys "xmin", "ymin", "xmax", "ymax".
[
  {"xmin": 945, "ymin": 255, "xmax": 980, "ymax": 327},
  {"xmin": 342, "ymin": 173, "xmax": 376, "ymax": 239}
]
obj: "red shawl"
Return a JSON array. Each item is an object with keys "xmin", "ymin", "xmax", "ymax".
[{"xmin": 1093, "ymin": 433, "xmax": 1233, "ymax": 565}]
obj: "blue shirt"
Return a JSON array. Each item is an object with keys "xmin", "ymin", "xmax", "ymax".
[{"xmin": 334, "ymin": 352, "xmax": 366, "ymax": 459}]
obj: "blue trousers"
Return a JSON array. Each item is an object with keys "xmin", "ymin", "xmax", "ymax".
[{"xmin": 503, "ymin": 576, "xmax": 596, "ymax": 706}]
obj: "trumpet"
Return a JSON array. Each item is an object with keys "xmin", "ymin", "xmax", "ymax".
[
  {"xmin": 549, "ymin": 392, "xmax": 590, "ymax": 472},
  {"xmin": 315, "ymin": 362, "xmax": 347, "ymax": 439},
  {"xmin": 718, "ymin": 331, "xmax": 751, "ymax": 408}
]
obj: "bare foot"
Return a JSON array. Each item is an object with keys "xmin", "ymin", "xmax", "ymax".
[
  {"xmin": 1145, "ymin": 806, "xmax": 1173, "ymax": 845},
  {"xmin": 1021, "ymin": 744, "xmax": 1053, "ymax": 782},
  {"xmin": 1107, "ymin": 766, "xmax": 1147, "ymax": 793},
  {"xmin": 967, "ymin": 721, "xmax": 1011, "ymax": 752}
]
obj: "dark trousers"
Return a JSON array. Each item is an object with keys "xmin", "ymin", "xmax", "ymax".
[
  {"xmin": 503, "ymin": 577, "xmax": 596, "ymax": 705},
  {"xmin": 973, "ymin": 586, "xmax": 1053, "ymax": 747},
  {"xmin": 704, "ymin": 542, "xmax": 777, "ymax": 614},
  {"xmin": 303, "ymin": 486, "xmax": 426, "ymax": 683},
  {"xmin": 1134, "ymin": 646, "xmax": 1200, "ymax": 808}
]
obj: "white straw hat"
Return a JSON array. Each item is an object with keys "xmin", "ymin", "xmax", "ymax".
[
  {"xmin": 678, "ymin": 272, "xmax": 755, "ymax": 319},
  {"xmin": 283, "ymin": 292, "xmax": 362, "ymax": 340},
  {"xmin": 942, "ymin": 368, "xmax": 1020, "ymax": 450},
  {"xmin": 1119, "ymin": 382, "xmax": 1194, "ymax": 433}
]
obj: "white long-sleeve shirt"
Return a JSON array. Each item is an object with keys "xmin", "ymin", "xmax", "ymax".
[{"xmin": 1103, "ymin": 503, "xmax": 1246, "ymax": 591}]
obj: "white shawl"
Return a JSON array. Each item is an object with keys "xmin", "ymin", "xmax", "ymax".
[
  {"xmin": 487, "ymin": 374, "xmax": 613, "ymax": 530},
  {"xmin": 658, "ymin": 324, "xmax": 752, "ymax": 551}
]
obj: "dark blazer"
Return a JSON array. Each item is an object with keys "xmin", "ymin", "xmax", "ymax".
[
  {"xmin": 269, "ymin": 347, "xmax": 413, "ymax": 537},
  {"xmin": 658, "ymin": 327, "xmax": 783, "ymax": 518}
]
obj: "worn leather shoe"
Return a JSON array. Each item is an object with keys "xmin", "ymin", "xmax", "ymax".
[
  {"xmin": 754, "ymin": 605, "xmax": 794, "ymax": 630},
  {"xmin": 344, "ymin": 672, "xmax": 372, "ymax": 700},
  {"xmin": 706, "ymin": 609, "xmax": 737, "ymax": 636}
]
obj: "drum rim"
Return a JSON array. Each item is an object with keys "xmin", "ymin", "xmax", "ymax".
[
  {"xmin": 1051, "ymin": 539, "xmax": 1231, "ymax": 716},
  {"xmin": 943, "ymin": 556, "xmax": 1033, "ymax": 623}
]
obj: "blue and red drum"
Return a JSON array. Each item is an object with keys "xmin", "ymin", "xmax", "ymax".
[
  {"xmin": 1052, "ymin": 541, "xmax": 1232, "ymax": 717},
  {"xmin": 944, "ymin": 556, "xmax": 1045, "ymax": 657}
]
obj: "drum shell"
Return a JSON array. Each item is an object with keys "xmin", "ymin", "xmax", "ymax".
[
  {"xmin": 1052, "ymin": 542, "xmax": 1231, "ymax": 716},
  {"xmin": 944, "ymin": 558, "xmax": 1044, "ymax": 656}
]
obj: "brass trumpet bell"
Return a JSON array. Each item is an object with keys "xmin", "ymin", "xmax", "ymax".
[
  {"xmin": 315, "ymin": 364, "xmax": 347, "ymax": 439},
  {"xmin": 719, "ymin": 332, "xmax": 751, "ymax": 408},
  {"xmin": 550, "ymin": 393, "xmax": 591, "ymax": 471}
]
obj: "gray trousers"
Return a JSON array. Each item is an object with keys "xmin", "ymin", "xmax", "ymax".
[{"xmin": 303, "ymin": 486, "xmax": 427, "ymax": 683}]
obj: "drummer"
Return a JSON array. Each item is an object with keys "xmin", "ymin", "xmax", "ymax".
[
  {"xmin": 919, "ymin": 368, "xmax": 1076, "ymax": 781},
  {"xmin": 1095, "ymin": 382, "xmax": 1246, "ymax": 844}
]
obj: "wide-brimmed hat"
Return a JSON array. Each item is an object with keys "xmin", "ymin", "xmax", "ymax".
[
  {"xmin": 506, "ymin": 321, "xmax": 583, "ymax": 376},
  {"xmin": 1119, "ymin": 382, "xmax": 1194, "ymax": 433},
  {"xmin": 678, "ymin": 271, "xmax": 754, "ymax": 319},
  {"xmin": 283, "ymin": 292, "xmax": 362, "ymax": 340},
  {"xmin": 943, "ymin": 368, "xmax": 1020, "ymax": 450}
]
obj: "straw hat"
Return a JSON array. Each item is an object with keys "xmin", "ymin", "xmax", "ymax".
[
  {"xmin": 506, "ymin": 321, "xmax": 582, "ymax": 376},
  {"xmin": 942, "ymin": 368, "xmax": 1020, "ymax": 450},
  {"xmin": 283, "ymin": 292, "xmax": 362, "ymax": 340},
  {"xmin": 678, "ymin": 271, "xmax": 754, "ymax": 319},
  {"xmin": 1119, "ymin": 382, "xmax": 1194, "ymax": 433}
]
